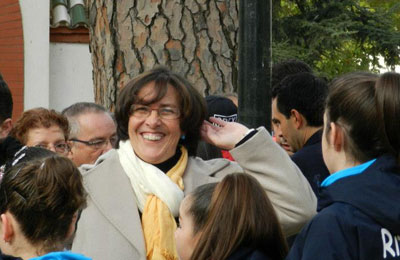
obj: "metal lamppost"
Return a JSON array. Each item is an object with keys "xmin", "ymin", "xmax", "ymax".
[{"xmin": 238, "ymin": 0, "xmax": 272, "ymax": 131}]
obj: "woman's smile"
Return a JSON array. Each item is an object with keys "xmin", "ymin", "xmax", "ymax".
[{"xmin": 142, "ymin": 132, "xmax": 164, "ymax": 141}]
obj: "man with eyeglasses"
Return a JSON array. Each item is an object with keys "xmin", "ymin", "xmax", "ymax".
[{"xmin": 62, "ymin": 102, "xmax": 117, "ymax": 167}]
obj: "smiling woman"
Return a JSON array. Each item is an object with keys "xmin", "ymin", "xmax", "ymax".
[
  {"xmin": 127, "ymin": 82, "xmax": 185, "ymax": 164},
  {"xmin": 72, "ymin": 67, "xmax": 317, "ymax": 260}
]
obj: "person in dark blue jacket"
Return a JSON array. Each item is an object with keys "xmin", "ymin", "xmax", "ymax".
[
  {"xmin": 175, "ymin": 174, "xmax": 288, "ymax": 260},
  {"xmin": 287, "ymin": 71, "xmax": 400, "ymax": 259}
]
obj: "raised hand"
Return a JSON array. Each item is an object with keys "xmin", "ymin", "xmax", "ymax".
[{"xmin": 200, "ymin": 117, "xmax": 250, "ymax": 150}]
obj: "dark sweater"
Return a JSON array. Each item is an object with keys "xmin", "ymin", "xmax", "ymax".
[{"xmin": 291, "ymin": 130, "xmax": 330, "ymax": 197}]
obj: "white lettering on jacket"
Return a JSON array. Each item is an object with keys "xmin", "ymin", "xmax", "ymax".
[{"xmin": 382, "ymin": 228, "xmax": 400, "ymax": 258}]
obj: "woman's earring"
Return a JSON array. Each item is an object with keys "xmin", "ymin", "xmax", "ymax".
[{"xmin": 180, "ymin": 135, "xmax": 186, "ymax": 141}]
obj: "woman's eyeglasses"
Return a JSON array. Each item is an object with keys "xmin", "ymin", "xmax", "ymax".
[
  {"xmin": 35, "ymin": 142, "xmax": 70, "ymax": 155},
  {"xmin": 130, "ymin": 104, "xmax": 181, "ymax": 120}
]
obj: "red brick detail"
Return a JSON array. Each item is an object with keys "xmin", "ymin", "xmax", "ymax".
[
  {"xmin": 50, "ymin": 27, "xmax": 89, "ymax": 43},
  {"xmin": 0, "ymin": 0, "xmax": 24, "ymax": 120}
]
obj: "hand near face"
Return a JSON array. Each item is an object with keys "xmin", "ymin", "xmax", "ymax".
[{"xmin": 200, "ymin": 117, "xmax": 250, "ymax": 150}]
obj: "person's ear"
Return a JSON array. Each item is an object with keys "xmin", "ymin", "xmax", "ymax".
[
  {"xmin": 0, "ymin": 119, "xmax": 13, "ymax": 138},
  {"xmin": 330, "ymin": 122, "xmax": 343, "ymax": 152},
  {"xmin": 1, "ymin": 213, "xmax": 14, "ymax": 243},
  {"xmin": 290, "ymin": 109, "xmax": 303, "ymax": 129}
]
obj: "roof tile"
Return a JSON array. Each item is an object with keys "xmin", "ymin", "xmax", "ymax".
[{"xmin": 50, "ymin": 0, "xmax": 88, "ymax": 29}]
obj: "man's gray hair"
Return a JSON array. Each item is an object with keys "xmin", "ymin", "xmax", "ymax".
[{"xmin": 62, "ymin": 102, "xmax": 114, "ymax": 139}]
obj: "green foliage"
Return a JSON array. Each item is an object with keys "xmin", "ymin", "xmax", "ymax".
[{"xmin": 273, "ymin": 0, "xmax": 400, "ymax": 80}]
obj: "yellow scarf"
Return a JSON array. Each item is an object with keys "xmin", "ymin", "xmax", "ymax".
[{"xmin": 142, "ymin": 146, "xmax": 188, "ymax": 260}]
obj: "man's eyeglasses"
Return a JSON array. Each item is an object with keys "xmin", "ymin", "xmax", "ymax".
[
  {"xmin": 130, "ymin": 105, "xmax": 180, "ymax": 120},
  {"xmin": 70, "ymin": 136, "xmax": 118, "ymax": 150},
  {"xmin": 35, "ymin": 142, "xmax": 70, "ymax": 155}
]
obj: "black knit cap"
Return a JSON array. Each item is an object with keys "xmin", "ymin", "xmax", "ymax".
[{"xmin": 205, "ymin": 95, "xmax": 237, "ymax": 122}]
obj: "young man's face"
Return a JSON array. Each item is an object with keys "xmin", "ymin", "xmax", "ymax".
[{"xmin": 271, "ymin": 98, "xmax": 300, "ymax": 152}]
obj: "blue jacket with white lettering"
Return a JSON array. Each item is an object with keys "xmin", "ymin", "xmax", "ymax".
[{"xmin": 287, "ymin": 155, "xmax": 400, "ymax": 260}]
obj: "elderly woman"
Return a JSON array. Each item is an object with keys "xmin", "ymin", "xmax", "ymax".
[
  {"xmin": 11, "ymin": 108, "xmax": 70, "ymax": 156},
  {"xmin": 72, "ymin": 67, "xmax": 316, "ymax": 260}
]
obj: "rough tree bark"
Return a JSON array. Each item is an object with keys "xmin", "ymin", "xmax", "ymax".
[{"xmin": 88, "ymin": 0, "xmax": 239, "ymax": 110}]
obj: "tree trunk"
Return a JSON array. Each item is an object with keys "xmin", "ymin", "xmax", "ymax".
[{"xmin": 88, "ymin": 0, "xmax": 239, "ymax": 110}]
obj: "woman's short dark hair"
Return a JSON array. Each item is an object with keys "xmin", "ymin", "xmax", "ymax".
[
  {"xmin": 115, "ymin": 67, "xmax": 207, "ymax": 156},
  {"xmin": 11, "ymin": 108, "xmax": 70, "ymax": 145},
  {"xmin": 190, "ymin": 173, "xmax": 288, "ymax": 260},
  {"xmin": 325, "ymin": 72, "xmax": 391, "ymax": 162},
  {"xmin": 0, "ymin": 154, "xmax": 87, "ymax": 252}
]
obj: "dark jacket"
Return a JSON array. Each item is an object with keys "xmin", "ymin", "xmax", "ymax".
[
  {"xmin": 0, "ymin": 254, "xmax": 20, "ymax": 260},
  {"xmin": 291, "ymin": 130, "xmax": 330, "ymax": 196},
  {"xmin": 228, "ymin": 247, "xmax": 273, "ymax": 260},
  {"xmin": 287, "ymin": 155, "xmax": 400, "ymax": 260}
]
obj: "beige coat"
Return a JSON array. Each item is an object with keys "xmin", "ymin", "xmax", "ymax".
[{"xmin": 72, "ymin": 128, "xmax": 316, "ymax": 260}]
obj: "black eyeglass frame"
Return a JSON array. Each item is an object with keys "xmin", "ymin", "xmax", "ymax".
[{"xmin": 69, "ymin": 137, "xmax": 118, "ymax": 149}]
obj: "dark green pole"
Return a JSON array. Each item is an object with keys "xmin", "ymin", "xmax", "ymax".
[{"xmin": 238, "ymin": 0, "xmax": 272, "ymax": 131}]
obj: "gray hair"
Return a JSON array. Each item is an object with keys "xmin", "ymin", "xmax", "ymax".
[{"xmin": 62, "ymin": 102, "xmax": 114, "ymax": 138}]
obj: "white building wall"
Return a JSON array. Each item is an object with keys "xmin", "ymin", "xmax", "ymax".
[
  {"xmin": 49, "ymin": 43, "xmax": 94, "ymax": 112},
  {"xmin": 20, "ymin": 0, "xmax": 50, "ymax": 109},
  {"xmin": 19, "ymin": 1, "xmax": 94, "ymax": 112}
]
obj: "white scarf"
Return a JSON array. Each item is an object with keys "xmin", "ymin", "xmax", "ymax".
[{"xmin": 117, "ymin": 140, "xmax": 184, "ymax": 217}]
